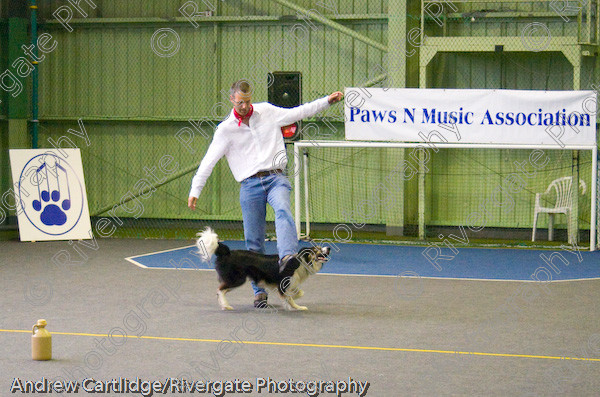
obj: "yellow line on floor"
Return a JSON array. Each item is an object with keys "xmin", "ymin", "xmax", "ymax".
[{"xmin": 2, "ymin": 329, "xmax": 599, "ymax": 362}]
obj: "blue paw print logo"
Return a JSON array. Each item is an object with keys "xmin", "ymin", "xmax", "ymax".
[
  {"xmin": 32, "ymin": 188, "xmax": 71, "ymax": 226},
  {"xmin": 19, "ymin": 153, "xmax": 83, "ymax": 236}
]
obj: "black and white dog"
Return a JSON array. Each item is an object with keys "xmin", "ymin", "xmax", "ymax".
[{"xmin": 196, "ymin": 227, "xmax": 329, "ymax": 311}]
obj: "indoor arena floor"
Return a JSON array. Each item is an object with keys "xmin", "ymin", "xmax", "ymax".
[{"xmin": 1, "ymin": 238, "xmax": 599, "ymax": 396}]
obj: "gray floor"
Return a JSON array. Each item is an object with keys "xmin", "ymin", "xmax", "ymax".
[{"xmin": 1, "ymin": 238, "xmax": 599, "ymax": 396}]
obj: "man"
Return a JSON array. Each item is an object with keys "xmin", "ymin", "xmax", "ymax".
[{"xmin": 188, "ymin": 79, "xmax": 343, "ymax": 308}]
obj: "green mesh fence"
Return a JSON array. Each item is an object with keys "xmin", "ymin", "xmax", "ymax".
[{"xmin": 298, "ymin": 145, "xmax": 593, "ymax": 247}]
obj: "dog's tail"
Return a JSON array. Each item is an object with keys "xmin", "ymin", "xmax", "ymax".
[{"xmin": 196, "ymin": 227, "xmax": 220, "ymax": 262}]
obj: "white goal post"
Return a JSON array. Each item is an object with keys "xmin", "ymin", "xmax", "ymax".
[{"xmin": 293, "ymin": 141, "xmax": 598, "ymax": 252}]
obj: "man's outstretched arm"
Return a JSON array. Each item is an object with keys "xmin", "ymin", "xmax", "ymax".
[{"xmin": 275, "ymin": 91, "xmax": 344, "ymax": 126}]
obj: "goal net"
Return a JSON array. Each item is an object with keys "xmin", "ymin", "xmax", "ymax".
[{"xmin": 293, "ymin": 141, "xmax": 598, "ymax": 250}]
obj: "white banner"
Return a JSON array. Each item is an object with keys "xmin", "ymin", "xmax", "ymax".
[
  {"xmin": 344, "ymin": 88, "xmax": 597, "ymax": 147},
  {"xmin": 9, "ymin": 149, "xmax": 92, "ymax": 242}
]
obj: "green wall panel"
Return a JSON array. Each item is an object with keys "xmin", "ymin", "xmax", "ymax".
[
  {"xmin": 40, "ymin": 0, "xmax": 386, "ymax": 19},
  {"xmin": 0, "ymin": 19, "xmax": 7, "ymax": 117},
  {"xmin": 39, "ymin": 19, "xmax": 385, "ymax": 119},
  {"xmin": 39, "ymin": 25, "xmax": 218, "ymax": 118},
  {"xmin": 429, "ymin": 52, "xmax": 574, "ymax": 90}
]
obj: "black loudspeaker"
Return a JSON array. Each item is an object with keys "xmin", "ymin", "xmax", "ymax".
[
  {"xmin": 269, "ymin": 72, "xmax": 302, "ymax": 107},
  {"xmin": 269, "ymin": 72, "xmax": 302, "ymax": 141}
]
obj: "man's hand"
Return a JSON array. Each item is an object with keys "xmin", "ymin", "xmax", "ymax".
[
  {"xmin": 188, "ymin": 196, "xmax": 198, "ymax": 210},
  {"xmin": 328, "ymin": 91, "xmax": 343, "ymax": 104}
]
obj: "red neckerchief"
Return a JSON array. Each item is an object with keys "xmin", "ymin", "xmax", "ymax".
[{"xmin": 233, "ymin": 105, "xmax": 253, "ymax": 127}]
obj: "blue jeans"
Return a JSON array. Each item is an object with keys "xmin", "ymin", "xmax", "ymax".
[{"xmin": 240, "ymin": 173, "xmax": 298, "ymax": 296}]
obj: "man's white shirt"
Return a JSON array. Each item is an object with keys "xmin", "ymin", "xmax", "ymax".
[{"xmin": 189, "ymin": 96, "xmax": 330, "ymax": 198}]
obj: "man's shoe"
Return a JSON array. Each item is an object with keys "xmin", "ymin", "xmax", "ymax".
[
  {"xmin": 279, "ymin": 254, "xmax": 295, "ymax": 274},
  {"xmin": 253, "ymin": 293, "xmax": 268, "ymax": 309}
]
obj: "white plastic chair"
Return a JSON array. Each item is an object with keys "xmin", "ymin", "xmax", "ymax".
[{"xmin": 532, "ymin": 176, "xmax": 587, "ymax": 244}]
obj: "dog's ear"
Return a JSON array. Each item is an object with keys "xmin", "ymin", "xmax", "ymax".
[
  {"xmin": 296, "ymin": 248, "xmax": 316, "ymax": 271},
  {"xmin": 297, "ymin": 247, "xmax": 313, "ymax": 262}
]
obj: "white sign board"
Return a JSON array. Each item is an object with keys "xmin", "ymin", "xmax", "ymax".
[
  {"xmin": 9, "ymin": 149, "xmax": 92, "ymax": 241},
  {"xmin": 344, "ymin": 88, "xmax": 597, "ymax": 147}
]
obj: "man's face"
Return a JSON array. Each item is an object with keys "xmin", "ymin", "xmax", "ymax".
[{"xmin": 230, "ymin": 91, "xmax": 252, "ymax": 116}]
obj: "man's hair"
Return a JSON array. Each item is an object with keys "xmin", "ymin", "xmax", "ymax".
[{"xmin": 230, "ymin": 80, "xmax": 252, "ymax": 97}]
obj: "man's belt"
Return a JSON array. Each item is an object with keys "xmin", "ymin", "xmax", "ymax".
[{"xmin": 249, "ymin": 169, "xmax": 284, "ymax": 178}]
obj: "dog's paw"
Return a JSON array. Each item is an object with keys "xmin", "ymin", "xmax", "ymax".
[
  {"xmin": 284, "ymin": 302, "xmax": 308, "ymax": 311},
  {"xmin": 221, "ymin": 305, "xmax": 234, "ymax": 311}
]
